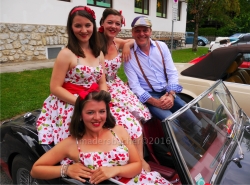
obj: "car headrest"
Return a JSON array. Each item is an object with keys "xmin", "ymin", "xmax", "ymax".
[
  {"xmin": 235, "ymin": 54, "xmax": 244, "ymax": 67},
  {"xmin": 226, "ymin": 61, "xmax": 238, "ymax": 74}
]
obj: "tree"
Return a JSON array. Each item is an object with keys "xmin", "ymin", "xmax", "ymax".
[
  {"xmin": 231, "ymin": 0, "xmax": 250, "ymax": 33},
  {"xmin": 187, "ymin": 0, "xmax": 240, "ymax": 51}
]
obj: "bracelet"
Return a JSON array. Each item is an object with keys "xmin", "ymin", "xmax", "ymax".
[
  {"xmin": 64, "ymin": 164, "xmax": 69, "ymax": 177},
  {"xmin": 60, "ymin": 164, "xmax": 69, "ymax": 178}
]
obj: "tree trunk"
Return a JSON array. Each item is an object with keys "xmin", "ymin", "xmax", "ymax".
[{"xmin": 192, "ymin": 22, "xmax": 199, "ymax": 52}]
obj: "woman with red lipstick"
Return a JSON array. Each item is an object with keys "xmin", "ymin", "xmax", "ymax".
[
  {"xmin": 31, "ymin": 90, "xmax": 171, "ymax": 185},
  {"xmin": 36, "ymin": 6, "xmax": 107, "ymax": 146},
  {"xmin": 98, "ymin": 8, "xmax": 152, "ymax": 172}
]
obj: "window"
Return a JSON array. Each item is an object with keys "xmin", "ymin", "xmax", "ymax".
[
  {"xmin": 46, "ymin": 45, "xmax": 64, "ymax": 59},
  {"xmin": 87, "ymin": 0, "xmax": 112, "ymax": 8},
  {"xmin": 156, "ymin": 0, "xmax": 167, "ymax": 18},
  {"xmin": 177, "ymin": 1, "xmax": 181, "ymax": 21},
  {"xmin": 135, "ymin": 0, "xmax": 149, "ymax": 15}
]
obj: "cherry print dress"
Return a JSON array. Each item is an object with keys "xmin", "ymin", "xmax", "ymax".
[
  {"xmin": 62, "ymin": 129, "xmax": 171, "ymax": 185},
  {"xmin": 105, "ymin": 43, "xmax": 152, "ymax": 140},
  {"xmin": 36, "ymin": 59, "xmax": 103, "ymax": 145}
]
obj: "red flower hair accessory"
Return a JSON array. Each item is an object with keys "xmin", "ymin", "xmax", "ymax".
[
  {"xmin": 119, "ymin": 10, "xmax": 126, "ymax": 26},
  {"xmin": 98, "ymin": 26, "xmax": 104, "ymax": 33},
  {"xmin": 71, "ymin": 6, "xmax": 96, "ymax": 20},
  {"xmin": 79, "ymin": 83, "xmax": 99, "ymax": 100}
]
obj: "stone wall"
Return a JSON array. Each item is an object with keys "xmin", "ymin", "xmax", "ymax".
[
  {"xmin": 0, "ymin": 23, "xmax": 68, "ymax": 63},
  {"xmin": 0, "ymin": 23, "xmax": 185, "ymax": 63}
]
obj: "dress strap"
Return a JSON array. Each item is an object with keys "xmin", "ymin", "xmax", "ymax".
[
  {"xmin": 77, "ymin": 56, "xmax": 80, "ymax": 64},
  {"xmin": 76, "ymin": 138, "xmax": 83, "ymax": 164},
  {"xmin": 113, "ymin": 41, "xmax": 119, "ymax": 52},
  {"xmin": 76, "ymin": 138, "xmax": 82, "ymax": 152},
  {"xmin": 109, "ymin": 129, "xmax": 123, "ymax": 145}
]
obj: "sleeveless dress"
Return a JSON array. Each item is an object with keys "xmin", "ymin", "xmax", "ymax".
[
  {"xmin": 63, "ymin": 129, "xmax": 172, "ymax": 185},
  {"xmin": 105, "ymin": 42, "xmax": 152, "ymax": 140},
  {"xmin": 36, "ymin": 57, "xmax": 103, "ymax": 145}
]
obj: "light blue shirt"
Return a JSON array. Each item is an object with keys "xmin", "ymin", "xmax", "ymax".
[{"xmin": 124, "ymin": 39, "xmax": 183, "ymax": 103}]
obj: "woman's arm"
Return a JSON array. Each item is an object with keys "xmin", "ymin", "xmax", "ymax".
[
  {"xmin": 31, "ymin": 137, "xmax": 72, "ymax": 179},
  {"xmin": 30, "ymin": 137, "xmax": 93, "ymax": 182},
  {"xmin": 50, "ymin": 48, "xmax": 77, "ymax": 105},
  {"xmin": 98, "ymin": 51, "xmax": 108, "ymax": 91},
  {"xmin": 114, "ymin": 38, "xmax": 134, "ymax": 62}
]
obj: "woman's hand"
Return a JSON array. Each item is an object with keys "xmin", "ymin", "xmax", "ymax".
[
  {"xmin": 67, "ymin": 163, "xmax": 94, "ymax": 183},
  {"xmin": 122, "ymin": 43, "xmax": 132, "ymax": 62},
  {"xmin": 90, "ymin": 166, "xmax": 117, "ymax": 184}
]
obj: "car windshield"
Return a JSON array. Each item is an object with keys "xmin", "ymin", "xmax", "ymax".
[
  {"xmin": 165, "ymin": 81, "xmax": 248, "ymax": 184},
  {"xmin": 230, "ymin": 33, "xmax": 244, "ymax": 38}
]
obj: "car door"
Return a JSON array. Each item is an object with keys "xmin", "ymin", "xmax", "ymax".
[{"xmin": 186, "ymin": 32, "xmax": 194, "ymax": 44}]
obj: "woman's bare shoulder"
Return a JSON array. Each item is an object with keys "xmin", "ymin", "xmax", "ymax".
[
  {"xmin": 112, "ymin": 125, "xmax": 129, "ymax": 139},
  {"xmin": 54, "ymin": 48, "xmax": 76, "ymax": 65},
  {"xmin": 58, "ymin": 48, "xmax": 74, "ymax": 58}
]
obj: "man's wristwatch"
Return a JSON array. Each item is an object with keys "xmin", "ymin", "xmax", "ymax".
[{"xmin": 170, "ymin": 92, "xmax": 176, "ymax": 99}]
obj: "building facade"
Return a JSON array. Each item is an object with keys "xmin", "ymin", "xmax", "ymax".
[{"xmin": 0, "ymin": 0, "xmax": 187, "ymax": 62}]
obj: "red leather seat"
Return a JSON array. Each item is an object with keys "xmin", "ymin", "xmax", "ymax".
[{"xmin": 143, "ymin": 118, "xmax": 177, "ymax": 180}]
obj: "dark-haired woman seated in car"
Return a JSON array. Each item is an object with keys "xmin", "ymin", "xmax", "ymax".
[{"xmin": 31, "ymin": 89, "xmax": 172, "ymax": 185}]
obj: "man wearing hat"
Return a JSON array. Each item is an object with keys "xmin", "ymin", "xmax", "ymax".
[
  {"xmin": 124, "ymin": 16, "xmax": 203, "ymax": 161},
  {"xmin": 124, "ymin": 16, "xmax": 186, "ymax": 121}
]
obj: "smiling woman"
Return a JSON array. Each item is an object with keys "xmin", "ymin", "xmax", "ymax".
[
  {"xmin": 31, "ymin": 90, "xmax": 172, "ymax": 185},
  {"xmin": 98, "ymin": 8, "xmax": 152, "ymax": 172},
  {"xmin": 36, "ymin": 6, "xmax": 107, "ymax": 146}
]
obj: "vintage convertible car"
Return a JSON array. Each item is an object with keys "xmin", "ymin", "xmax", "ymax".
[
  {"xmin": 1, "ymin": 81, "xmax": 250, "ymax": 185},
  {"xmin": 177, "ymin": 44, "xmax": 250, "ymax": 116},
  {"xmin": 189, "ymin": 45, "xmax": 250, "ymax": 69}
]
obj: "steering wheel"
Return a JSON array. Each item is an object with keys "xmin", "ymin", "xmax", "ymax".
[{"xmin": 211, "ymin": 104, "xmax": 224, "ymax": 124}]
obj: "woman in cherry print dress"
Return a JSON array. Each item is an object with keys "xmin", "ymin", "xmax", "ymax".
[
  {"xmin": 36, "ymin": 6, "xmax": 107, "ymax": 145},
  {"xmin": 31, "ymin": 90, "xmax": 172, "ymax": 185},
  {"xmin": 98, "ymin": 8, "xmax": 152, "ymax": 172}
]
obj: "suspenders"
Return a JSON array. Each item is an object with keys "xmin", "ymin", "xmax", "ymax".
[{"xmin": 133, "ymin": 41, "xmax": 168, "ymax": 92}]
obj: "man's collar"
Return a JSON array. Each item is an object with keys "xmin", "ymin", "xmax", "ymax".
[{"xmin": 133, "ymin": 38, "xmax": 156, "ymax": 52}]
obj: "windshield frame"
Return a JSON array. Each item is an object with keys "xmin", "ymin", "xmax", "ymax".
[{"xmin": 164, "ymin": 80, "xmax": 246, "ymax": 184}]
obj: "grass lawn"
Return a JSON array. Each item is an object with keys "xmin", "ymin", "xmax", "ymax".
[{"xmin": 0, "ymin": 47, "xmax": 208, "ymax": 121}]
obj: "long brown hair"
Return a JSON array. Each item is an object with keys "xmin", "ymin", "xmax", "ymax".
[
  {"xmin": 66, "ymin": 6, "xmax": 101, "ymax": 58},
  {"xmin": 98, "ymin": 8, "xmax": 123, "ymax": 55},
  {"xmin": 70, "ymin": 90, "xmax": 116, "ymax": 139}
]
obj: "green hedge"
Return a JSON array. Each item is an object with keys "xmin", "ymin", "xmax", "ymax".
[{"xmin": 186, "ymin": 27, "xmax": 237, "ymax": 37}]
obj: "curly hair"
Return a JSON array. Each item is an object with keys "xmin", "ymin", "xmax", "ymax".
[{"xmin": 69, "ymin": 90, "xmax": 116, "ymax": 139}]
